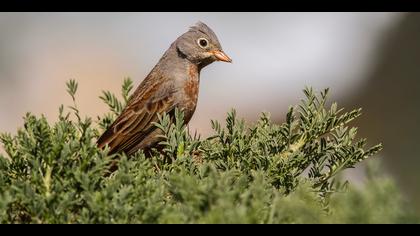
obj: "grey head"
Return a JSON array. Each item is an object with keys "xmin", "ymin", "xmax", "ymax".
[{"xmin": 174, "ymin": 21, "xmax": 232, "ymax": 69}]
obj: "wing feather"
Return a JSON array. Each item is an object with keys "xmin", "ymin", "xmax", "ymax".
[{"xmin": 97, "ymin": 75, "xmax": 177, "ymax": 155}]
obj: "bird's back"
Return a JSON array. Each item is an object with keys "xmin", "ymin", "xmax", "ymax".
[{"xmin": 97, "ymin": 51, "xmax": 200, "ymax": 156}]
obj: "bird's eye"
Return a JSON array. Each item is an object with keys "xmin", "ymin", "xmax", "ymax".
[{"xmin": 197, "ymin": 38, "xmax": 209, "ymax": 48}]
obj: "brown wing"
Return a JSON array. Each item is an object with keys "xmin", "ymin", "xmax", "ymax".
[{"xmin": 97, "ymin": 76, "xmax": 177, "ymax": 155}]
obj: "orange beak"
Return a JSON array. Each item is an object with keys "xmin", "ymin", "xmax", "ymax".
[{"xmin": 212, "ymin": 50, "xmax": 232, "ymax": 63}]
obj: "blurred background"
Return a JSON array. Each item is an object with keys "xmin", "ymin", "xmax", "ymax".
[{"xmin": 1, "ymin": 12, "xmax": 419, "ymax": 210}]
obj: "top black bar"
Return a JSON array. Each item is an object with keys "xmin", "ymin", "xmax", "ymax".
[{"xmin": 1, "ymin": 0, "xmax": 419, "ymax": 12}]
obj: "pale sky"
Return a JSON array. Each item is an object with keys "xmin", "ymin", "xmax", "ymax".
[{"xmin": 0, "ymin": 12, "xmax": 404, "ymax": 135}]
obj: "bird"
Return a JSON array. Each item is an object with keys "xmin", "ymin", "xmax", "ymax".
[{"xmin": 97, "ymin": 21, "xmax": 232, "ymax": 160}]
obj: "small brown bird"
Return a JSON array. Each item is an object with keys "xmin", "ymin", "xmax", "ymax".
[{"xmin": 97, "ymin": 21, "xmax": 231, "ymax": 157}]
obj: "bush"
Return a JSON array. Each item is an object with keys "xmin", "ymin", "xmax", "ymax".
[{"xmin": 0, "ymin": 78, "xmax": 416, "ymax": 223}]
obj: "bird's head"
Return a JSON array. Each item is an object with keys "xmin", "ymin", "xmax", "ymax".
[{"xmin": 175, "ymin": 21, "xmax": 232, "ymax": 67}]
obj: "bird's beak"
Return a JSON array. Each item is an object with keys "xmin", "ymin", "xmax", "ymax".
[{"xmin": 212, "ymin": 50, "xmax": 232, "ymax": 63}]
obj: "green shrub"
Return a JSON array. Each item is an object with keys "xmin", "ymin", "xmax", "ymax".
[{"xmin": 0, "ymin": 78, "xmax": 416, "ymax": 223}]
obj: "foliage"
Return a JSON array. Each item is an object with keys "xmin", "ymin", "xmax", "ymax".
[{"xmin": 0, "ymin": 78, "xmax": 415, "ymax": 223}]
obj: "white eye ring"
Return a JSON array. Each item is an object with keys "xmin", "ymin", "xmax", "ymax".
[{"xmin": 197, "ymin": 38, "xmax": 209, "ymax": 48}]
